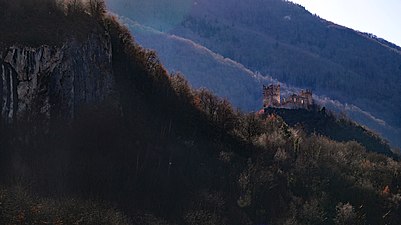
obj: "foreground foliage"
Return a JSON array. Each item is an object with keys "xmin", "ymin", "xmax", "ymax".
[{"xmin": 0, "ymin": 186, "xmax": 130, "ymax": 225}]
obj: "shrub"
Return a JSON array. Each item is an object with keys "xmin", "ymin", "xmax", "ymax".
[
  {"xmin": 333, "ymin": 202, "xmax": 365, "ymax": 225},
  {"xmin": 0, "ymin": 186, "xmax": 130, "ymax": 225}
]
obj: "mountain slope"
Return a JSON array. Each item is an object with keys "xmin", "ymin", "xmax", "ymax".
[
  {"xmin": 1, "ymin": 1, "xmax": 401, "ymax": 224},
  {"xmin": 117, "ymin": 16, "xmax": 401, "ymax": 151},
  {"xmin": 119, "ymin": 17, "xmax": 263, "ymax": 110},
  {"xmin": 106, "ymin": 0, "xmax": 401, "ymax": 147}
]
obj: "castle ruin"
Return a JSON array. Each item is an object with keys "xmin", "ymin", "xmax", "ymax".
[
  {"xmin": 263, "ymin": 84, "xmax": 281, "ymax": 107},
  {"xmin": 263, "ymin": 84, "xmax": 313, "ymax": 109}
]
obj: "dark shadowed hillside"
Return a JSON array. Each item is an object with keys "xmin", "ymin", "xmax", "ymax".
[
  {"xmin": 264, "ymin": 107, "xmax": 394, "ymax": 156},
  {"xmin": 106, "ymin": 0, "xmax": 401, "ymax": 147},
  {"xmin": 1, "ymin": 1, "xmax": 401, "ymax": 224}
]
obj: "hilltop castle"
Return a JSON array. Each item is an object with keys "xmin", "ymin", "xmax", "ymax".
[{"xmin": 263, "ymin": 84, "xmax": 313, "ymax": 109}]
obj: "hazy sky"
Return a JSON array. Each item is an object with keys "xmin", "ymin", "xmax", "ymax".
[{"xmin": 290, "ymin": 0, "xmax": 401, "ymax": 47}]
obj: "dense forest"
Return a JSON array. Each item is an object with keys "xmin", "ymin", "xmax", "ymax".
[
  {"xmin": 106, "ymin": 0, "xmax": 401, "ymax": 148},
  {"xmin": 1, "ymin": 0, "xmax": 401, "ymax": 224}
]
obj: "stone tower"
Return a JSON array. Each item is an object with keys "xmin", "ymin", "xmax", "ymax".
[
  {"xmin": 263, "ymin": 84, "xmax": 281, "ymax": 107},
  {"xmin": 300, "ymin": 89, "xmax": 313, "ymax": 106}
]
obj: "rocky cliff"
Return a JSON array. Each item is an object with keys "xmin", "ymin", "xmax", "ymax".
[{"xmin": 0, "ymin": 32, "xmax": 114, "ymax": 123}]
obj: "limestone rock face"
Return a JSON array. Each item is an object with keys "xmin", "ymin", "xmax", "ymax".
[{"xmin": 0, "ymin": 33, "xmax": 114, "ymax": 122}]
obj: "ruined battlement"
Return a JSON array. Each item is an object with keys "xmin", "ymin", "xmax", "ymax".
[
  {"xmin": 263, "ymin": 84, "xmax": 313, "ymax": 109},
  {"xmin": 263, "ymin": 84, "xmax": 281, "ymax": 108}
]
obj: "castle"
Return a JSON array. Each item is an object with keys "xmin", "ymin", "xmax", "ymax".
[{"xmin": 263, "ymin": 84, "xmax": 313, "ymax": 109}]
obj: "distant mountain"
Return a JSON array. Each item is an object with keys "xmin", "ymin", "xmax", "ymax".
[
  {"xmin": 118, "ymin": 18, "xmax": 263, "ymax": 110},
  {"xmin": 106, "ymin": 0, "xmax": 401, "ymax": 147}
]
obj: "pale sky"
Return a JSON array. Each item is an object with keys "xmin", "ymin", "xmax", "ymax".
[{"xmin": 290, "ymin": 0, "xmax": 401, "ymax": 47}]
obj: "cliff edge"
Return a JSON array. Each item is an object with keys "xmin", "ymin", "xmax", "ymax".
[{"xmin": 0, "ymin": 33, "xmax": 114, "ymax": 122}]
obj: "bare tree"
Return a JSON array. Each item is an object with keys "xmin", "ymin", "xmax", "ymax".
[
  {"xmin": 237, "ymin": 113, "xmax": 263, "ymax": 142},
  {"xmin": 197, "ymin": 88, "xmax": 220, "ymax": 122},
  {"xmin": 88, "ymin": 0, "xmax": 106, "ymax": 18},
  {"xmin": 66, "ymin": 0, "xmax": 84, "ymax": 15}
]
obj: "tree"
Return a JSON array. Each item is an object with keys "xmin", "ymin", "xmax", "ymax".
[
  {"xmin": 334, "ymin": 203, "xmax": 365, "ymax": 225},
  {"xmin": 215, "ymin": 98, "xmax": 237, "ymax": 132},
  {"xmin": 88, "ymin": 0, "xmax": 106, "ymax": 18},
  {"xmin": 237, "ymin": 113, "xmax": 263, "ymax": 142},
  {"xmin": 66, "ymin": 0, "xmax": 84, "ymax": 15},
  {"xmin": 196, "ymin": 88, "xmax": 220, "ymax": 122},
  {"xmin": 170, "ymin": 73, "xmax": 193, "ymax": 101}
]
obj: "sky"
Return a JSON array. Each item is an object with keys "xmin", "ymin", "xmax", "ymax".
[{"xmin": 289, "ymin": 0, "xmax": 401, "ymax": 47}]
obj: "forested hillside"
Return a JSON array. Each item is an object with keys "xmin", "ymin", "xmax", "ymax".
[
  {"xmin": 264, "ymin": 107, "xmax": 394, "ymax": 156},
  {"xmin": 106, "ymin": 0, "xmax": 401, "ymax": 147},
  {"xmin": 1, "ymin": 1, "xmax": 401, "ymax": 224},
  {"xmin": 118, "ymin": 17, "xmax": 263, "ymax": 110}
]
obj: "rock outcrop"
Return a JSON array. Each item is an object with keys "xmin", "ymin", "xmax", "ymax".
[{"xmin": 0, "ymin": 32, "xmax": 114, "ymax": 122}]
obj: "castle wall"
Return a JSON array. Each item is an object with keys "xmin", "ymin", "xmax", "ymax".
[{"xmin": 263, "ymin": 85, "xmax": 313, "ymax": 109}]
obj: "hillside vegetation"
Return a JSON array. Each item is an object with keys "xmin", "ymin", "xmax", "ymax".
[
  {"xmin": 0, "ymin": 0, "xmax": 106, "ymax": 47},
  {"xmin": 1, "ymin": 1, "xmax": 401, "ymax": 224},
  {"xmin": 264, "ymin": 107, "xmax": 394, "ymax": 156},
  {"xmin": 106, "ymin": 0, "xmax": 401, "ymax": 147}
]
